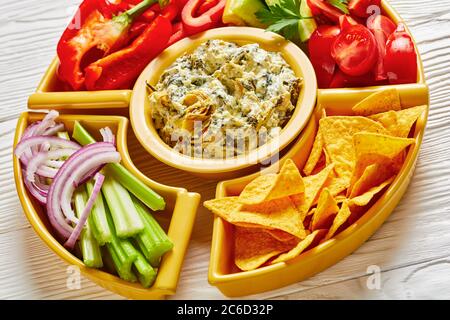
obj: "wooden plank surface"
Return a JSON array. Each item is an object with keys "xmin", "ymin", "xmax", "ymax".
[{"xmin": 0, "ymin": 0, "xmax": 449, "ymax": 299}]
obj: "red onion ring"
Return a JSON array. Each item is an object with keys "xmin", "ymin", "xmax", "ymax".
[
  {"xmin": 46, "ymin": 142, "xmax": 120, "ymax": 238},
  {"xmin": 64, "ymin": 173, "xmax": 105, "ymax": 249},
  {"xmin": 15, "ymin": 136, "xmax": 80, "ymax": 162}
]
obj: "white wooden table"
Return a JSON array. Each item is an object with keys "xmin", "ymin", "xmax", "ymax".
[{"xmin": 1, "ymin": 0, "xmax": 449, "ymax": 300}]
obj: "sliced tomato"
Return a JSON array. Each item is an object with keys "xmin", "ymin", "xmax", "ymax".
[
  {"xmin": 331, "ymin": 24, "xmax": 378, "ymax": 76},
  {"xmin": 348, "ymin": 0, "xmax": 381, "ymax": 18},
  {"xmin": 329, "ymin": 69, "xmax": 379, "ymax": 88},
  {"xmin": 339, "ymin": 15, "xmax": 358, "ymax": 30},
  {"xmin": 367, "ymin": 14, "xmax": 396, "ymax": 38},
  {"xmin": 307, "ymin": 0, "xmax": 344, "ymax": 23},
  {"xmin": 308, "ymin": 25, "xmax": 341, "ymax": 88},
  {"xmin": 384, "ymin": 24, "xmax": 417, "ymax": 84},
  {"xmin": 181, "ymin": 0, "xmax": 226, "ymax": 34}
]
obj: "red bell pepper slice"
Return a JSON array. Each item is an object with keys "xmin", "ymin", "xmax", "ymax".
[
  {"xmin": 181, "ymin": 0, "xmax": 226, "ymax": 35},
  {"xmin": 168, "ymin": 21, "xmax": 187, "ymax": 46},
  {"xmin": 84, "ymin": 16, "xmax": 172, "ymax": 90}
]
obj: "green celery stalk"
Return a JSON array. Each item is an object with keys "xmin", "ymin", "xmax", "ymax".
[
  {"xmin": 86, "ymin": 180, "xmax": 112, "ymax": 245},
  {"xmin": 133, "ymin": 196, "xmax": 173, "ymax": 267},
  {"xmin": 133, "ymin": 250, "xmax": 157, "ymax": 288},
  {"xmin": 72, "ymin": 121, "xmax": 165, "ymax": 211},
  {"xmin": 73, "ymin": 187, "xmax": 103, "ymax": 268},
  {"xmin": 104, "ymin": 205, "xmax": 137, "ymax": 280},
  {"xmin": 102, "ymin": 176, "xmax": 144, "ymax": 238}
]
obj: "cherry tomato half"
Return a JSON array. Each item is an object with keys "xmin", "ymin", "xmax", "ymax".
[
  {"xmin": 339, "ymin": 15, "xmax": 358, "ymax": 31},
  {"xmin": 331, "ymin": 24, "xmax": 378, "ymax": 76},
  {"xmin": 367, "ymin": 14, "xmax": 396, "ymax": 38},
  {"xmin": 348, "ymin": 0, "xmax": 381, "ymax": 18},
  {"xmin": 307, "ymin": 0, "xmax": 344, "ymax": 23},
  {"xmin": 308, "ymin": 25, "xmax": 341, "ymax": 88},
  {"xmin": 384, "ymin": 24, "xmax": 417, "ymax": 84}
]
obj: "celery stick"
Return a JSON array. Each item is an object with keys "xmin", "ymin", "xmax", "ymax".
[
  {"xmin": 72, "ymin": 121, "xmax": 166, "ymax": 211},
  {"xmin": 107, "ymin": 243, "xmax": 137, "ymax": 282},
  {"xmin": 133, "ymin": 196, "xmax": 173, "ymax": 267},
  {"xmin": 133, "ymin": 250, "xmax": 157, "ymax": 288},
  {"xmin": 104, "ymin": 205, "xmax": 136, "ymax": 278},
  {"xmin": 102, "ymin": 176, "xmax": 144, "ymax": 237},
  {"xmin": 73, "ymin": 187, "xmax": 103, "ymax": 268},
  {"xmin": 86, "ymin": 180, "xmax": 112, "ymax": 245}
]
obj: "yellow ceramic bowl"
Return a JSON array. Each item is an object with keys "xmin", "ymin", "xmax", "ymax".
[
  {"xmin": 13, "ymin": 112, "xmax": 200, "ymax": 299},
  {"xmin": 130, "ymin": 27, "xmax": 317, "ymax": 179},
  {"xmin": 209, "ymin": 89, "xmax": 429, "ymax": 297}
]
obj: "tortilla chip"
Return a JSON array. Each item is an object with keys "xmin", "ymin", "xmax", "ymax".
[
  {"xmin": 239, "ymin": 159, "xmax": 304, "ymax": 205},
  {"xmin": 293, "ymin": 164, "xmax": 335, "ymax": 221},
  {"xmin": 349, "ymin": 177, "xmax": 395, "ymax": 207},
  {"xmin": 205, "ymin": 197, "xmax": 307, "ymax": 238},
  {"xmin": 352, "ymin": 88, "xmax": 401, "ymax": 116},
  {"xmin": 323, "ymin": 175, "xmax": 349, "ymax": 198},
  {"xmin": 263, "ymin": 229, "xmax": 298, "ymax": 242},
  {"xmin": 348, "ymin": 163, "xmax": 394, "ymax": 198},
  {"xmin": 348, "ymin": 133, "xmax": 414, "ymax": 189},
  {"xmin": 310, "ymin": 188, "xmax": 339, "ymax": 230},
  {"xmin": 319, "ymin": 116, "xmax": 388, "ymax": 186},
  {"xmin": 369, "ymin": 110, "xmax": 398, "ymax": 135},
  {"xmin": 270, "ymin": 230, "xmax": 323, "ymax": 264},
  {"xmin": 395, "ymin": 105, "xmax": 427, "ymax": 138},
  {"xmin": 324, "ymin": 200, "xmax": 352, "ymax": 241},
  {"xmin": 234, "ymin": 227, "xmax": 293, "ymax": 271},
  {"xmin": 303, "ymin": 127, "xmax": 323, "ymax": 176},
  {"xmin": 353, "ymin": 132, "xmax": 415, "ymax": 159}
]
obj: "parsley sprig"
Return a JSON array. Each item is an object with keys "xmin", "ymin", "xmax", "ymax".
[
  {"xmin": 256, "ymin": 0, "xmax": 313, "ymax": 40},
  {"xmin": 327, "ymin": 0, "xmax": 349, "ymax": 14}
]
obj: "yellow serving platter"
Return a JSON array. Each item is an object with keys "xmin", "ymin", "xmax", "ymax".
[
  {"xmin": 16, "ymin": 0, "xmax": 429, "ymax": 300},
  {"xmin": 13, "ymin": 112, "xmax": 200, "ymax": 300}
]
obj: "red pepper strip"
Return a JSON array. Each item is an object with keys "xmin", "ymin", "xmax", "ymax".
[
  {"xmin": 129, "ymin": 21, "xmax": 149, "ymax": 41},
  {"xmin": 198, "ymin": 0, "xmax": 219, "ymax": 15},
  {"xmin": 168, "ymin": 21, "xmax": 187, "ymax": 46},
  {"xmin": 57, "ymin": 0, "xmax": 108, "ymax": 90},
  {"xmin": 181, "ymin": 0, "xmax": 226, "ymax": 35},
  {"xmin": 137, "ymin": 8, "xmax": 157, "ymax": 22},
  {"xmin": 161, "ymin": 2, "xmax": 180, "ymax": 21},
  {"xmin": 84, "ymin": 16, "xmax": 172, "ymax": 90}
]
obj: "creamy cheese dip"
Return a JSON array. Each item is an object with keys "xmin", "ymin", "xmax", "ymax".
[{"xmin": 149, "ymin": 39, "xmax": 301, "ymax": 158}]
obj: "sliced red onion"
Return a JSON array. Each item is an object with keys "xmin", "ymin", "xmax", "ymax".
[
  {"xmin": 22, "ymin": 170, "xmax": 47, "ymax": 205},
  {"xmin": 42, "ymin": 123, "xmax": 65, "ymax": 136},
  {"xmin": 26, "ymin": 149, "xmax": 77, "ymax": 182},
  {"xmin": 46, "ymin": 142, "xmax": 120, "ymax": 239},
  {"xmin": 100, "ymin": 127, "xmax": 115, "ymax": 145},
  {"xmin": 60, "ymin": 144, "xmax": 118, "ymax": 224},
  {"xmin": 64, "ymin": 173, "xmax": 105, "ymax": 249},
  {"xmin": 15, "ymin": 136, "xmax": 80, "ymax": 161},
  {"xmin": 45, "ymin": 160, "xmax": 65, "ymax": 168}
]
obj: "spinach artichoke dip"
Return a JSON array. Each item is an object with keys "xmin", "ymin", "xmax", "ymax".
[{"xmin": 149, "ymin": 39, "xmax": 302, "ymax": 159}]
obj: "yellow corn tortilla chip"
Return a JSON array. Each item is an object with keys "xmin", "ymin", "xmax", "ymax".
[
  {"xmin": 234, "ymin": 227, "xmax": 294, "ymax": 271},
  {"xmin": 348, "ymin": 133, "xmax": 415, "ymax": 190},
  {"xmin": 303, "ymin": 127, "xmax": 323, "ymax": 176},
  {"xmin": 324, "ymin": 200, "xmax": 352, "ymax": 241},
  {"xmin": 263, "ymin": 229, "xmax": 298, "ymax": 242},
  {"xmin": 369, "ymin": 110, "xmax": 398, "ymax": 135},
  {"xmin": 395, "ymin": 105, "xmax": 427, "ymax": 138},
  {"xmin": 204, "ymin": 197, "xmax": 307, "ymax": 238},
  {"xmin": 348, "ymin": 163, "xmax": 394, "ymax": 198},
  {"xmin": 270, "ymin": 230, "xmax": 323, "ymax": 264},
  {"xmin": 349, "ymin": 176, "xmax": 395, "ymax": 207},
  {"xmin": 310, "ymin": 188, "xmax": 339, "ymax": 231},
  {"xmin": 292, "ymin": 164, "xmax": 335, "ymax": 221},
  {"xmin": 239, "ymin": 159, "xmax": 304, "ymax": 205},
  {"xmin": 319, "ymin": 116, "xmax": 388, "ymax": 187},
  {"xmin": 352, "ymin": 88, "xmax": 401, "ymax": 116}
]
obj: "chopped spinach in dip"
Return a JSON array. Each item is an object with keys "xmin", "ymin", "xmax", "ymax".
[{"xmin": 149, "ymin": 40, "xmax": 301, "ymax": 158}]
